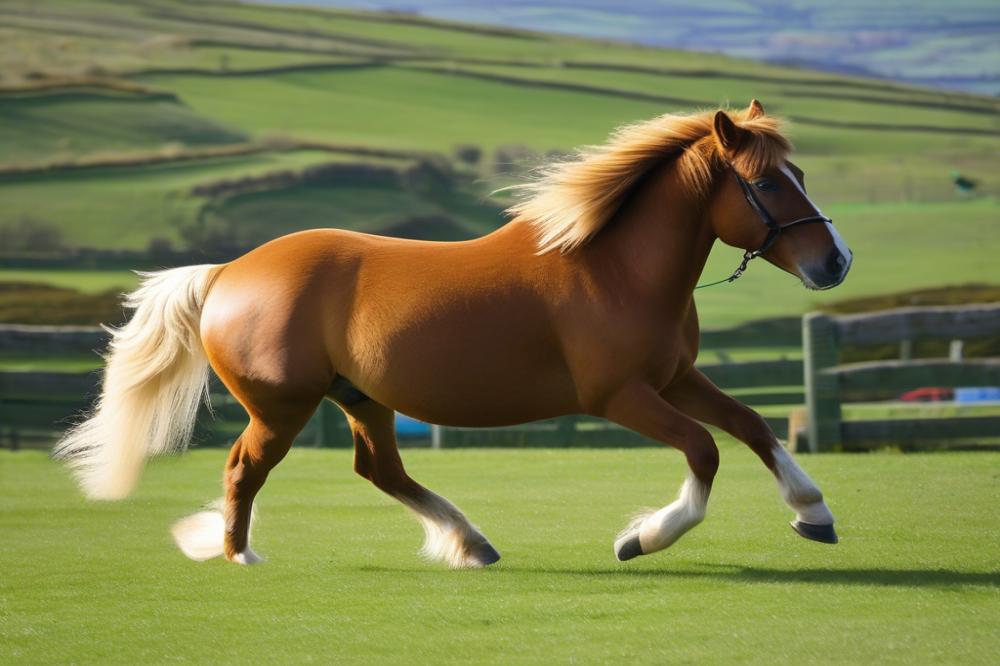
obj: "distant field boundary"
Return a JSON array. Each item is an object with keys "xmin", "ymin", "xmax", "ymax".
[
  {"xmin": 142, "ymin": 8, "xmax": 426, "ymax": 56},
  {"xmin": 188, "ymin": 0, "xmax": 547, "ymax": 41},
  {"xmin": 779, "ymin": 89, "xmax": 1000, "ymax": 117},
  {"xmin": 0, "ymin": 77, "xmax": 172, "ymax": 98},
  {"xmin": 131, "ymin": 60, "xmax": 386, "ymax": 79},
  {"xmin": 0, "ymin": 139, "xmax": 442, "ymax": 179}
]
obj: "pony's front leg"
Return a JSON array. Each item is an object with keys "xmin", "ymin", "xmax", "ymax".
[
  {"xmin": 662, "ymin": 369, "xmax": 837, "ymax": 544},
  {"xmin": 603, "ymin": 381, "xmax": 719, "ymax": 561}
]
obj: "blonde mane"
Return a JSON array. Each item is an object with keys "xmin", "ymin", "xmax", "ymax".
[{"xmin": 505, "ymin": 108, "xmax": 792, "ymax": 254}]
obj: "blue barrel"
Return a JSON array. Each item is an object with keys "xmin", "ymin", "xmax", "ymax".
[
  {"xmin": 395, "ymin": 413, "xmax": 431, "ymax": 437},
  {"xmin": 954, "ymin": 387, "xmax": 1000, "ymax": 403}
]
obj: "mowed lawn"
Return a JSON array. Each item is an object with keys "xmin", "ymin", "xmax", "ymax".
[{"xmin": 1, "ymin": 446, "xmax": 997, "ymax": 664}]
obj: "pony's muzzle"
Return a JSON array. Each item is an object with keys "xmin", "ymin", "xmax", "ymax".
[{"xmin": 802, "ymin": 246, "xmax": 852, "ymax": 290}]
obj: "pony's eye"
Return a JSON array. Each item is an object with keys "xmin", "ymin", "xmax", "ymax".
[{"xmin": 754, "ymin": 179, "xmax": 778, "ymax": 192}]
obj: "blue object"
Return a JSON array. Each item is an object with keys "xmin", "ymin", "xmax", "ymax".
[
  {"xmin": 954, "ymin": 387, "xmax": 1000, "ymax": 403},
  {"xmin": 395, "ymin": 413, "xmax": 431, "ymax": 437}
]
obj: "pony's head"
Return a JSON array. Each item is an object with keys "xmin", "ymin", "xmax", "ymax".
[
  {"xmin": 704, "ymin": 101, "xmax": 852, "ymax": 290},
  {"xmin": 507, "ymin": 100, "xmax": 851, "ymax": 290}
]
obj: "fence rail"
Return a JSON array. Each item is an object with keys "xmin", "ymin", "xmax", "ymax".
[{"xmin": 834, "ymin": 305, "xmax": 1000, "ymax": 346}]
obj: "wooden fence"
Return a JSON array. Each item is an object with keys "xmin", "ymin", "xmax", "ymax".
[
  {"xmin": 7, "ymin": 306, "xmax": 997, "ymax": 453},
  {"xmin": 0, "ymin": 323, "xmax": 800, "ymax": 450},
  {"xmin": 797, "ymin": 303, "xmax": 1000, "ymax": 452}
]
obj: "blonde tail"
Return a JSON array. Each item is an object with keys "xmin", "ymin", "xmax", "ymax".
[{"xmin": 54, "ymin": 264, "xmax": 218, "ymax": 500}]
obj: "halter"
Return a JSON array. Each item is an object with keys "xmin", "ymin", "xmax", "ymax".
[{"xmin": 695, "ymin": 163, "xmax": 832, "ymax": 290}]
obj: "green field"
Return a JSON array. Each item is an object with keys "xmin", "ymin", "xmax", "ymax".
[
  {"xmin": 0, "ymin": 269, "xmax": 138, "ymax": 293},
  {"xmin": 1, "ymin": 447, "xmax": 997, "ymax": 663}
]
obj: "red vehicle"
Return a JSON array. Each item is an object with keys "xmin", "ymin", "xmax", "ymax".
[{"xmin": 899, "ymin": 387, "xmax": 954, "ymax": 402}]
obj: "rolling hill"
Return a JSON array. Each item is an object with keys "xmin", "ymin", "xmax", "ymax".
[{"xmin": 313, "ymin": 0, "xmax": 1000, "ymax": 94}]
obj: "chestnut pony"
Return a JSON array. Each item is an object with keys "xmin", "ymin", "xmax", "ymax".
[{"xmin": 56, "ymin": 100, "xmax": 851, "ymax": 567}]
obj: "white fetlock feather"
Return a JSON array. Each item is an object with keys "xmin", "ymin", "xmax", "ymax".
[
  {"xmin": 416, "ymin": 516, "xmax": 494, "ymax": 569},
  {"xmin": 171, "ymin": 509, "xmax": 225, "ymax": 561},
  {"xmin": 632, "ymin": 476, "xmax": 709, "ymax": 555},
  {"xmin": 616, "ymin": 507, "xmax": 657, "ymax": 543},
  {"xmin": 172, "ymin": 498, "xmax": 260, "ymax": 563},
  {"xmin": 771, "ymin": 444, "xmax": 835, "ymax": 525},
  {"xmin": 402, "ymin": 491, "xmax": 496, "ymax": 568}
]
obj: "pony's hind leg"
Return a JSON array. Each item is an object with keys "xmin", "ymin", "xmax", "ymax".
[
  {"xmin": 172, "ymin": 402, "xmax": 318, "ymax": 564},
  {"xmin": 337, "ymin": 396, "xmax": 500, "ymax": 568}
]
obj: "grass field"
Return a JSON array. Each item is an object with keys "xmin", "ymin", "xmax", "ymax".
[
  {"xmin": 1, "ymin": 447, "xmax": 998, "ymax": 663},
  {"xmin": 0, "ymin": 269, "xmax": 138, "ymax": 293}
]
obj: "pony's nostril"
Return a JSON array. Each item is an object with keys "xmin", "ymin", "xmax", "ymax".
[{"xmin": 825, "ymin": 248, "xmax": 845, "ymax": 275}]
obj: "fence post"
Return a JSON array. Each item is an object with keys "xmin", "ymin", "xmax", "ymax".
[
  {"xmin": 431, "ymin": 424, "xmax": 443, "ymax": 450},
  {"xmin": 802, "ymin": 312, "xmax": 841, "ymax": 452}
]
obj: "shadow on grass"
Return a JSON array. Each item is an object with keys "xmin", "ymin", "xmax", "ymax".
[
  {"xmin": 527, "ymin": 564, "xmax": 1000, "ymax": 589},
  {"xmin": 356, "ymin": 562, "xmax": 999, "ymax": 588}
]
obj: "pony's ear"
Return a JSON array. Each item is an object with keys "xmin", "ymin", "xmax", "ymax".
[
  {"xmin": 747, "ymin": 99, "xmax": 765, "ymax": 119},
  {"xmin": 712, "ymin": 110, "xmax": 745, "ymax": 155}
]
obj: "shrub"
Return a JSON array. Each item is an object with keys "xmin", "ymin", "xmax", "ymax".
[
  {"xmin": 453, "ymin": 144, "xmax": 482, "ymax": 166},
  {"xmin": 0, "ymin": 217, "xmax": 65, "ymax": 253}
]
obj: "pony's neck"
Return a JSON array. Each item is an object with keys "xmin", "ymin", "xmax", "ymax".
[{"xmin": 582, "ymin": 162, "xmax": 716, "ymax": 308}]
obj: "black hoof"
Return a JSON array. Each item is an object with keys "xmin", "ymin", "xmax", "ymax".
[
  {"xmin": 471, "ymin": 542, "xmax": 501, "ymax": 566},
  {"xmin": 790, "ymin": 520, "xmax": 838, "ymax": 544},
  {"xmin": 615, "ymin": 534, "xmax": 643, "ymax": 561}
]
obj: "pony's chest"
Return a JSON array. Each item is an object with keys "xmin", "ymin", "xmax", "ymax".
[{"xmin": 630, "ymin": 310, "xmax": 699, "ymax": 388}]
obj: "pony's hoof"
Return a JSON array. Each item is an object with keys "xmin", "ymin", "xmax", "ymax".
[
  {"xmin": 230, "ymin": 548, "xmax": 265, "ymax": 565},
  {"xmin": 614, "ymin": 533, "xmax": 643, "ymax": 561},
  {"xmin": 790, "ymin": 520, "xmax": 838, "ymax": 544},
  {"xmin": 469, "ymin": 542, "xmax": 501, "ymax": 567}
]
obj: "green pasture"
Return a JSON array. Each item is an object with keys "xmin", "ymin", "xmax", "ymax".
[
  {"xmin": 139, "ymin": 66, "xmax": 666, "ymax": 153},
  {"xmin": 0, "ymin": 351, "xmax": 102, "ymax": 372},
  {"xmin": 0, "ymin": 149, "xmax": 389, "ymax": 248},
  {"xmin": 0, "ymin": 93, "xmax": 246, "ymax": 164},
  {"xmin": 0, "ymin": 270, "xmax": 136, "ymax": 293},
  {"xmin": 207, "ymin": 181, "xmax": 503, "ymax": 243},
  {"xmin": 1, "ymin": 447, "xmax": 997, "ymax": 663}
]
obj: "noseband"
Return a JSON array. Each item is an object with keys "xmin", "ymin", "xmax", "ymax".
[{"xmin": 695, "ymin": 163, "xmax": 832, "ymax": 289}]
